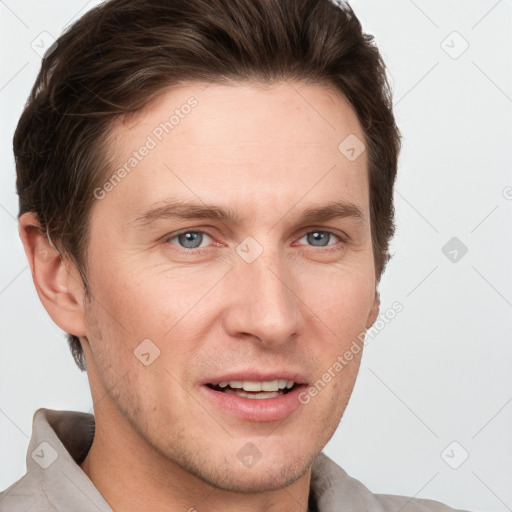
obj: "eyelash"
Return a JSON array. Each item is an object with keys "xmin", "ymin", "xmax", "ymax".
[{"xmin": 165, "ymin": 229, "xmax": 346, "ymax": 256}]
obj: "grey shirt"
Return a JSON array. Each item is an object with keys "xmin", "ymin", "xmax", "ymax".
[{"xmin": 0, "ymin": 408, "xmax": 469, "ymax": 511}]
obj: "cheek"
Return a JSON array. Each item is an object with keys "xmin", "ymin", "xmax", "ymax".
[
  {"xmin": 296, "ymin": 264, "xmax": 374, "ymax": 395},
  {"xmin": 299, "ymin": 264, "xmax": 375, "ymax": 330},
  {"xmin": 83, "ymin": 264, "xmax": 227, "ymax": 392},
  {"xmin": 86, "ymin": 263, "xmax": 183, "ymax": 341}
]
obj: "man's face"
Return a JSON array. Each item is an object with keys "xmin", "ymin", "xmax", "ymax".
[{"xmin": 80, "ymin": 81, "xmax": 379, "ymax": 491}]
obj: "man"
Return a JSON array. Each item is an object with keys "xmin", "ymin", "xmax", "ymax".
[{"xmin": 0, "ymin": 0, "xmax": 470, "ymax": 510}]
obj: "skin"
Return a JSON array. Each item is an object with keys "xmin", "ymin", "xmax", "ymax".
[{"xmin": 20, "ymin": 81, "xmax": 380, "ymax": 512}]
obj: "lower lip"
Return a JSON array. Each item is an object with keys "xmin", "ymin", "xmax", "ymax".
[{"xmin": 200, "ymin": 384, "xmax": 307, "ymax": 422}]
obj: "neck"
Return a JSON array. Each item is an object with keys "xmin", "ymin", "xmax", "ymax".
[{"xmin": 79, "ymin": 402, "xmax": 313, "ymax": 512}]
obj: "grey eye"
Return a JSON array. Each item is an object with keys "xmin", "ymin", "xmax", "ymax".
[
  {"xmin": 177, "ymin": 232, "xmax": 204, "ymax": 249},
  {"xmin": 305, "ymin": 231, "xmax": 333, "ymax": 247}
]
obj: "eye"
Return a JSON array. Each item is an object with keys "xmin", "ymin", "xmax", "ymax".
[
  {"xmin": 164, "ymin": 229, "xmax": 344, "ymax": 255},
  {"xmin": 166, "ymin": 230, "xmax": 212, "ymax": 250},
  {"xmin": 298, "ymin": 230, "xmax": 342, "ymax": 248}
]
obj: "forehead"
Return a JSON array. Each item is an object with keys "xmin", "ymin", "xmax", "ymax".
[
  {"xmin": 108, "ymin": 80, "xmax": 366, "ymax": 160},
  {"xmin": 98, "ymin": 80, "xmax": 369, "ymax": 225}
]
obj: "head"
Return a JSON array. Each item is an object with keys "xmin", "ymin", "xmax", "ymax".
[{"xmin": 16, "ymin": 0, "xmax": 400, "ymax": 493}]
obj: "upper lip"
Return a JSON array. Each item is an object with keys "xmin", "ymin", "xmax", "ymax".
[{"xmin": 202, "ymin": 370, "xmax": 308, "ymax": 386}]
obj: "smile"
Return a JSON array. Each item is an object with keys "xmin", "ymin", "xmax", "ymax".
[{"xmin": 207, "ymin": 379, "xmax": 296, "ymax": 399}]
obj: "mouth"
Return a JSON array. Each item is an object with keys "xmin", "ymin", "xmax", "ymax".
[
  {"xmin": 206, "ymin": 379, "xmax": 299, "ymax": 399},
  {"xmin": 201, "ymin": 374, "xmax": 308, "ymax": 421}
]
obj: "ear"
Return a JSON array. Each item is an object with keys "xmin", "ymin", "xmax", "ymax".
[
  {"xmin": 366, "ymin": 289, "xmax": 380, "ymax": 329},
  {"xmin": 18, "ymin": 212, "xmax": 87, "ymax": 337}
]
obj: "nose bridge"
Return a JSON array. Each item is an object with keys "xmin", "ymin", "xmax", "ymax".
[{"xmin": 225, "ymin": 242, "xmax": 300, "ymax": 344}]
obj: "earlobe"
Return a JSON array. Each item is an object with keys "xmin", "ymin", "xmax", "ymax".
[
  {"xmin": 18, "ymin": 212, "xmax": 87, "ymax": 337},
  {"xmin": 366, "ymin": 290, "xmax": 380, "ymax": 329}
]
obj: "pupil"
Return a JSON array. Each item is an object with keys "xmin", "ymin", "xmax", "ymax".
[
  {"xmin": 179, "ymin": 232, "xmax": 202, "ymax": 248},
  {"xmin": 307, "ymin": 231, "xmax": 329, "ymax": 247}
]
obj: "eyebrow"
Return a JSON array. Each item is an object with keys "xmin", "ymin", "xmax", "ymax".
[{"xmin": 133, "ymin": 198, "xmax": 366, "ymax": 228}]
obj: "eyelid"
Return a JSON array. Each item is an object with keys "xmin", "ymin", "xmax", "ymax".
[
  {"xmin": 166, "ymin": 228, "xmax": 212, "ymax": 240},
  {"xmin": 294, "ymin": 226, "xmax": 348, "ymax": 244},
  {"xmin": 295, "ymin": 233, "xmax": 344, "ymax": 252},
  {"xmin": 164, "ymin": 227, "xmax": 346, "ymax": 254},
  {"xmin": 165, "ymin": 229, "xmax": 215, "ymax": 247}
]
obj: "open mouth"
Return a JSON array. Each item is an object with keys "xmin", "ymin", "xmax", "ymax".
[
  {"xmin": 201, "ymin": 376, "xmax": 307, "ymax": 421},
  {"xmin": 206, "ymin": 380, "xmax": 298, "ymax": 399}
]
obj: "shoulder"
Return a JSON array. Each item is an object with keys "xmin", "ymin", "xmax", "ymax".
[
  {"xmin": 311, "ymin": 452, "xmax": 471, "ymax": 512},
  {"xmin": 0, "ymin": 408, "xmax": 108, "ymax": 512},
  {"xmin": 0, "ymin": 472, "xmax": 53, "ymax": 512}
]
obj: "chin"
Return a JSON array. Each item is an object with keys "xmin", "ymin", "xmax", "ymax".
[
  {"xmin": 181, "ymin": 445, "xmax": 317, "ymax": 494},
  {"xmin": 202, "ymin": 461, "xmax": 311, "ymax": 493}
]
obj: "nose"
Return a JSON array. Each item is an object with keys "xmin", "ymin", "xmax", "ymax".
[{"xmin": 221, "ymin": 247, "xmax": 302, "ymax": 347}]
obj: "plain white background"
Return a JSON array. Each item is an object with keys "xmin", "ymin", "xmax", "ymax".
[{"xmin": 1, "ymin": 1, "xmax": 511, "ymax": 510}]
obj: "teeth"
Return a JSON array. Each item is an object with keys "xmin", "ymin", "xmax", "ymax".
[
  {"xmin": 216, "ymin": 380, "xmax": 296, "ymax": 391},
  {"xmin": 224, "ymin": 389, "xmax": 282, "ymax": 399},
  {"xmin": 243, "ymin": 381, "xmax": 263, "ymax": 392},
  {"xmin": 261, "ymin": 380, "xmax": 278, "ymax": 391}
]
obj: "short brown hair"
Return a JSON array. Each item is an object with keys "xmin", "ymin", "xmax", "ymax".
[{"xmin": 14, "ymin": 0, "xmax": 401, "ymax": 371}]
